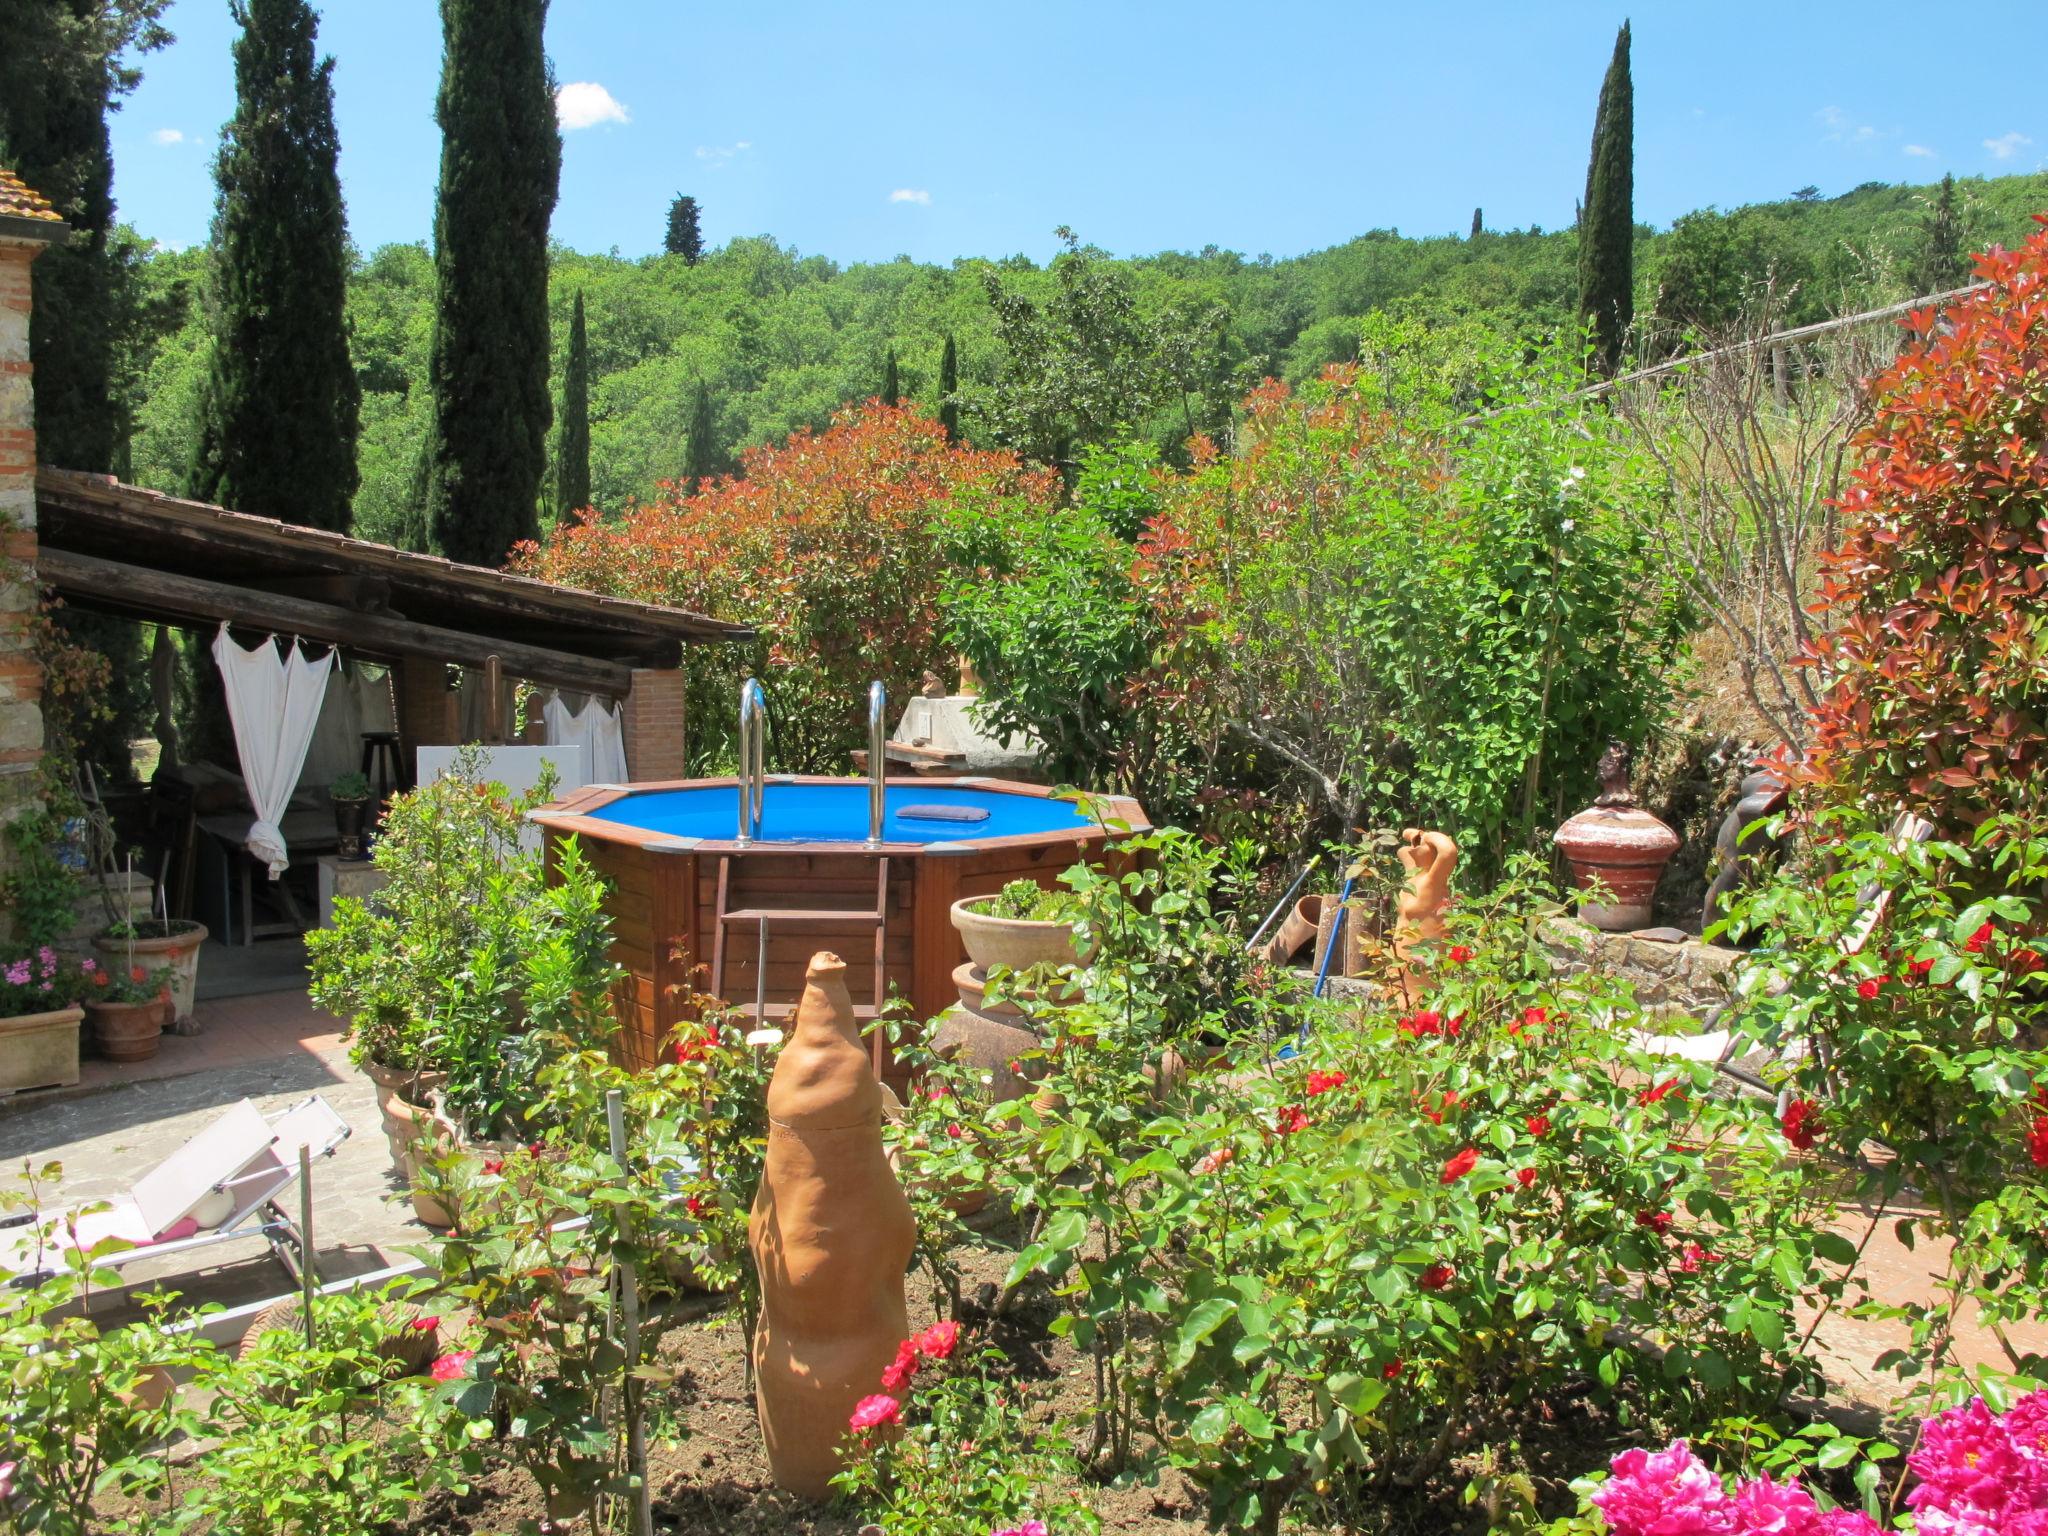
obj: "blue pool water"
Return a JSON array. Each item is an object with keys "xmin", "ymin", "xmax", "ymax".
[{"xmin": 585, "ymin": 781, "xmax": 1097, "ymax": 845}]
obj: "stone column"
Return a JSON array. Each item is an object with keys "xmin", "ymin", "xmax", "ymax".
[
  {"xmin": 0, "ymin": 190, "xmax": 67, "ymax": 820},
  {"xmin": 622, "ymin": 666, "xmax": 686, "ymax": 783}
]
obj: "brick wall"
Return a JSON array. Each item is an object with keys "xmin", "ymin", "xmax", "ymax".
[
  {"xmin": 622, "ymin": 667, "xmax": 686, "ymax": 782},
  {"xmin": 0, "ymin": 239, "xmax": 46, "ymax": 795}
]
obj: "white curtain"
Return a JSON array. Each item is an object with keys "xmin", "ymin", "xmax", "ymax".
[
  {"xmin": 211, "ymin": 626, "xmax": 335, "ymax": 878},
  {"xmin": 543, "ymin": 692, "xmax": 629, "ymax": 784}
]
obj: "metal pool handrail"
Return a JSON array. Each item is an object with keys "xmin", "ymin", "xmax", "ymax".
[
  {"xmin": 865, "ymin": 680, "xmax": 887, "ymax": 849},
  {"xmin": 736, "ymin": 677, "xmax": 766, "ymax": 845}
]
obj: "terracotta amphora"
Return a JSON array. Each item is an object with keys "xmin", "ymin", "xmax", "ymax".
[{"xmin": 749, "ymin": 952, "xmax": 916, "ymax": 1498}]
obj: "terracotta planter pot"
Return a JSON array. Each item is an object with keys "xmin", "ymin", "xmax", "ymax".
[
  {"xmin": 84, "ymin": 994, "xmax": 168, "ymax": 1063},
  {"xmin": 0, "ymin": 1005, "xmax": 83, "ymax": 1095},
  {"xmin": 950, "ymin": 897, "xmax": 1083, "ymax": 974},
  {"xmin": 93, "ymin": 921, "xmax": 208, "ymax": 1031}
]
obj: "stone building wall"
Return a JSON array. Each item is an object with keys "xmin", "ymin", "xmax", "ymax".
[
  {"xmin": 1537, "ymin": 918, "xmax": 1744, "ymax": 1023},
  {"xmin": 0, "ymin": 230, "xmax": 49, "ymax": 819}
]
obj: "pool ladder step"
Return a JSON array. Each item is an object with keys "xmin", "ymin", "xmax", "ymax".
[{"xmin": 708, "ymin": 855, "xmax": 891, "ymax": 1079}]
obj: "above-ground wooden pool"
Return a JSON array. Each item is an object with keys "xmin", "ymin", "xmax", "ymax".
[{"xmin": 532, "ymin": 776, "xmax": 1148, "ymax": 1081}]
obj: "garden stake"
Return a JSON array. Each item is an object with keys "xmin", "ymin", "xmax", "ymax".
[
  {"xmin": 1311, "ymin": 865, "xmax": 1357, "ymax": 1002},
  {"xmin": 298, "ymin": 1144, "xmax": 316, "ymax": 1350},
  {"xmin": 605, "ymin": 1089, "xmax": 654, "ymax": 1536}
]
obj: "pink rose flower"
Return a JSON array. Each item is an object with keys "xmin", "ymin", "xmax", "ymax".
[
  {"xmin": 916, "ymin": 1320, "xmax": 960, "ymax": 1361},
  {"xmin": 430, "ymin": 1350, "xmax": 476, "ymax": 1383},
  {"xmin": 848, "ymin": 1393, "xmax": 902, "ymax": 1431}
]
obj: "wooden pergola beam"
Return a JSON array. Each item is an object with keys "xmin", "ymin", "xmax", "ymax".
[{"xmin": 38, "ymin": 546, "xmax": 636, "ymax": 697}]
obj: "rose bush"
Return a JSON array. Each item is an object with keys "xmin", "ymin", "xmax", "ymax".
[{"xmin": 970, "ymin": 836, "xmax": 1843, "ymax": 1535}]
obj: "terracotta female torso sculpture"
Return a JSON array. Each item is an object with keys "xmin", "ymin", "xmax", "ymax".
[
  {"xmin": 1395, "ymin": 828, "xmax": 1459, "ymax": 1002},
  {"xmin": 749, "ymin": 952, "xmax": 916, "ymax": 1498}
]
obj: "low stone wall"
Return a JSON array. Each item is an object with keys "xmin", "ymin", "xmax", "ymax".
[{"xmin": 1537, "ymin": 918, "xmax": 1745, "ymax": 1022}]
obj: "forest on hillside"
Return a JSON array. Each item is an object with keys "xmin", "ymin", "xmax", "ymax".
[{"xmin": 117, "ymin": 170, "xmax": 2048, "ymax": 547}]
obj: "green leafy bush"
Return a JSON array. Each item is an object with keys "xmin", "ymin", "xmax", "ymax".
[
  {"xmin": 981, "ymin": 878, "xmax": 1074, "ymax": 924},
  {"xmin": 978, "ymin": 841, "xmax": 1839, "ymax": 1534}
]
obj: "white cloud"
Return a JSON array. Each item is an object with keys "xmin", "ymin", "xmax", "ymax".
[
  {"xmin": 694, "ymin": 141, "xmax": 751, "ymax": 169},
  {"xmin": 1903, "ymin": 143, "xmax": 1936, "ymax": 158},
  {"xmin": 1984, "ymin": 131, "xmax": 2033, "ymax": 161},
  {"xmin": 151, "ymin": 128, "xmax": 185, "ymax": 145},
  {"xmin": 1816, "ymin": 105, "xmax": 1885, "ymax": 146},
  {"xmin": 888, "ymin": 188, "xmax": 931, "ymax": 206},
  {"xmin": 555, "ymin": 81, "xmax": 628, "ymax": 131}
]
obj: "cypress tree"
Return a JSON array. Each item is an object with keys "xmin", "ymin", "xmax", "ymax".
[
  {"xmin": 1914, "ymin": 173, "xmax": 1968, "ymax": 295},
  {"xmin": 554, "ymin": 290, "xmax": 590, "ymax": 517},
  {"xmin": 1577, "ymin": 20, "xmax": 1634, "ymax": 377},
  {"xmin": 937, "ymin": 333, "xmax": 959, "ymax": 442},
  {"xmin": 881, "ymin": 348, "xmax": 900, "ymax": 408},
  {"xmin": 684, "ymin": 378, "xmax": 716, "ymax": 492},
  {"xmin": 420, "ymin": 0, "xmax": 560, "ymax": 564},
  {"xmin": 0, "ymin": 0, "xmax": 170, "ymax": 472},
  {"xmin": 189, "ymin": 0, "xmax": 358, "ymax": 531},
  {"xmin": 664, "ymin": 193, "xmax": 703, "ymax": 263},
  {"xmin": 1471, "ymin": 207, "xmax": 1483, "ymax": 238}
]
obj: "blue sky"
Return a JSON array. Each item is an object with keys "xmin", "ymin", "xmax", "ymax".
[{"xmin": 112, "ymin": 1, "xmax": 2045, "ymax": 266}]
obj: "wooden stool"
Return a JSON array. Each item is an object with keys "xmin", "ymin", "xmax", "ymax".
[{"xmin": 360, "ymin": 731, "xmax": 407, "ymax": 800}]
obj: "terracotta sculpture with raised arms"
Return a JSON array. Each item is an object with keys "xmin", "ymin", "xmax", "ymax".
[
  {"xmin": 1395, "ymin": 829, "xmax": 1459, "ymax": 1000},
  {"xmin": 748, "ymin": 951, "xmax": 916, "ymax": 1498}
]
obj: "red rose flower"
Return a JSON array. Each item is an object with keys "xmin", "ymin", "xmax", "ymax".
[
  {"xmin": 1636, "ymin": 1209, "xmax": 1674, "ymax": 1235},
  {"xmin": 2014, "ymin": 949, "xmax": 2044, "ymax": 975},
  {"xmin": 1447, "ymin": 945, "xmax": 1474, "ymax": 965},
  {"xmin": 1510, "ymin": 1006, "xmax": 1548, "ymax": 1038},
  {"xmin": 481, "ymin": 1157, "xmax": 505, "ymax": 1177},
  {"xmin": 1966, "ymin": 922, "xmax": 1996, "ymax": 955},
  {"xmin": 1516, "ymin": 1167, "xmax": 1538, "ymax": 1189},
  {"xmin": 1679, "ymin": 1243, "xmax": 1719, "ymax": 1273},
  {"xmin": 880, "ymin": 1339, "xmax": 920, "ymax": 1392},
  {"xmin": 1441, "ymin": 1146, "xmax": 1480, "ymax": 1184},
  {"xmin": 431, "ymin": 1350, "xmax": 476, "ymax": 1383},
  {"xmin": 1418, "ymin": 1262, "xmax": 1455, "ymax": 1291},
  {"xmin": 1274, "ymin": 1105, "xmax": 1311, "ymax": 1136},
  {"xmin": 1856, "ymin": 977, "xmax": 1884, "ymax": 1001},
  {"xmin": 409, "ymin": 1316, "xmax": 440, "ymax": 1332},
  {"xmin": 1397, "ymin": 1010, "xmax": 1444, "ymax": 1038},
  {"xmin": 1525, "ymin": 1113, "xmax": 1551, "ymax": 1137},
  {"xmin": 1781, "ymin": 1098, "xmax": 1822, "ymax": 1151},
  {"xmin": 1381, "ymin": 1359, "xmax": 1405, "ymax": 1380},
  {"xmin": 1905, "ymin": 956, "xmax": 1936, "ymax": 981},
  {"xmin": 1305, "ymin": 1069, "xmax": 1348, "ymax": 1097},
  {"xmin": 685, "ymin": 1194, "xmax": 707, "ymax": 1217},
  {"xmin": 1638, "ymin": 1078, "xmax": 1680, "ymax": 1106},
  {"xmin": 2029, "ymin": 1115, "xmax": 2048, "ymax": 1170},
  {"xmin": 915, "ymin": 1320, "xmax": 959, "ymax": 1360}
]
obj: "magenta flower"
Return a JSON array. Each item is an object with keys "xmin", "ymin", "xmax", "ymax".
[
  {"xmin": 1591, "ymin": 1440, "xmax": 1734, "ymax": 1535},
  {"xmin": 1908, "ymin": 1398, "xmax": 2040, "ymax": 1524}
]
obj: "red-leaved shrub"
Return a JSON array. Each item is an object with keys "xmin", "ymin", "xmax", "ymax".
[{"xmin": 1795, "ymin": 216, "xmax": 2048, "ymax": 830}]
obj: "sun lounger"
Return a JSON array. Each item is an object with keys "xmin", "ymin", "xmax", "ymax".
[{"xmin": 0, "ymin": 1094, "xmax": 350, "ymax": 1287}]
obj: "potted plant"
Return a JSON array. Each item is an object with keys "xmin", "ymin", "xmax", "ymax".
[
  {"xmin": 92, "ymin": 914, "xmax": 208, "ymax": 1034},
  {"xmin": 330, "ymin": 770, "xmax": 373, "ymax": 859},
  {"xmin": 80, "ymin": 956, "xmax": 172, "ymax": 1063},
  {"xmin": 0, "ymin": 946, "xmax": 90, "ymax": 1094},
  {"xmin": 950, "ymin": 878, "xmax": 1084, "ymax": 975}
]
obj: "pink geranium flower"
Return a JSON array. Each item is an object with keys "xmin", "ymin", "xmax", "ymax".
[{"xmin": 1591, "ymin": 1440, "xmax": 1734, "ymax": 1535}]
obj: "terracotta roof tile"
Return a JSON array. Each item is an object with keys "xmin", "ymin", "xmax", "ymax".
[{"xmin": 0, "ymin": 168, "xmax": 65, "ymax": 225}]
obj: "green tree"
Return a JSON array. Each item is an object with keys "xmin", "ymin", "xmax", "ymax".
[
  {"xmin": 0, "ymin": 0, "xmax": 171, "ymax": 472},
  {"xmin": 554, "ymin": 289, "xmax": 590, "ymax": 517},
  {"xmin": 1577, "ymin": 20, "xmax": 1634, "ymax": 376},
  {"xmin": 684, "ymin": 377, "xmax": 717, "ymax": 491},
  {"xmin": 663, "ymin": 193, "xmax": 702, "ymax": 262},
  {"xmin": 937, "ymin": 332, "xmax": 959, "ymax": 441},
  {"xmin": 1471, "ymin": 206, "xmax": 1483, "ymax": 238},
  {"xmin": 188, "ymin": 0, "xmax": 358, "ymax": 531},
  {"xmin": 1913, "ymin": 172, "xmax": 1969, "ymax": 295},
  {"xmin": 880, "ymin": 347, "xmax": 899, "ymax": 407},
  {"xmin": 419, "ymin": 0, "xmax": 560, "ymax": 563}
]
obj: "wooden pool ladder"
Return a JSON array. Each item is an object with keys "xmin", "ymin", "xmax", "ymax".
[{"xmin": 708, "ymin": 854, "xmax": 892, "ymax": 1077}]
